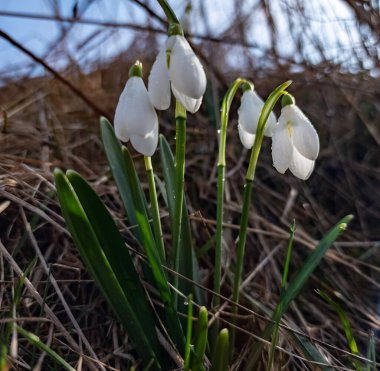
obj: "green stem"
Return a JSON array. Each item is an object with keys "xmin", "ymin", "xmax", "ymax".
[
  {"xmin": 281, "ymin": 220, "xmax": 296, "ymax": 289},
  {"xmin": 173, "ymin": 101, "xmax": 187, "ymax": 305},
  {"xmin": 144, "ymin": 156, "xmax": 166, "ymax": 263},
  {"xmin": 229, "ymin": 180, "xmax": 253, "ymax": 355},
  {"xmin": 231, "ymin": 178, "xmax": 254, "ymax": 307},
  {"xmin": 157, "ymin": 0, "xmax": 180, "ymax": 24},
  {"xmin": 214, "ymin": 78, "xmax": 248, "ymax": 313},
  {"xmin": 230, "ymin": 80, "xmax": 292, "ymax": 353}
]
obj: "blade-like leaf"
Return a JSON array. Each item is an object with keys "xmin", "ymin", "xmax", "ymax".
[
  {"xmin": 317, "ymin": 290, "xmax": 362, "ymax": 370},
  {"xmin": 100, "ymin": 117, "xmax": 149, "ymax": 243},
  {"xmin": 16, "ymin": 326, "xmax": 76, "ymax": 371},
  {"xmin": 159, "ymin": 135, "xmax": 204, "ymax": 305},
  {"xmin": 211, "ymin": 328, "xmax": 229, "ymax": 371},
  {"xmin": 191, "ymin": 306, "xmax": 209, "ymax": 371},
  {"xmin": 122, "ymin": 147, "xmax": 185, "ymax": 352},
  {"xmin": 100, "ymin": 119, "xmax": 184, "ymax": 350},
  {"xmin": 281, "ymin": 215, "xmax": 353, "ymax": 312},
  {"xmin": 184, "ymin": 294, "xmax": 194, "ymax": 371},
  {"xmin": 54, "ymin": 169, "xmax": 162, "ymax": 370},
  {"xmin": 289, "ymin": 332, "xmax": 334, "ymax": 371},
  {"xmin": 246, "ymin": 215, "xmax": 353, "ymax": 370},
  {"xmin": 66, "ymin": 170, "xmax": 161, "ymax": 356}
]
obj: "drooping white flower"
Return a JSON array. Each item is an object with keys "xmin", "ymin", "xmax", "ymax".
[
  {"xmin": 271, "ymin": 100, "xmax": 319, "ymax": 180},
  {"xmin": 237, "ymin": 86, "xmax": 277, "ymax": 149},
  {"xmin": 148, "ymin": 34, "xmax": 206, "ymax": 113},
  {"xmin": 114, "ymin": 62, "xmax": 158, "ymax": 156}
]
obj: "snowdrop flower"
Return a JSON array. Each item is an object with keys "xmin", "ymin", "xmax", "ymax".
[
  {"xmin": 271, "ymin": 94, "xmax": 319, "ymax": 180},
  {"xmin": 237, "ymin": 84, "xmax": 277, "ymax": 149},
  {"xmin": 148, "ymin": 24, "xmax": 206, "ymax": 113},
  {"xmin": 114, "ymin": 61, "xmax": 158, "ymax": 156}
]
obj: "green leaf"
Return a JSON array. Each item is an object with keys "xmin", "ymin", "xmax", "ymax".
[
  {"xmin": 191, "ymin": 306, "xmax": 209, "ymax": 371},
  {"xmin": 211, "ymin": 328, "xmax": 229, "ymax": 371},
  {"xmin": 366, "ymin": 331, "xmax": 377, "ymax": 371},
  {"xmin": 281, "ymin": 215, "xmax": 353, "ymax": 312},
  {"xmin": 16, "ymin": 326, "xmax": 76, "ymax": 371},
  {"xmin": 317, "ymin": 290, "xmax": 362, "ymax": 370},
  {"xmin": 66, "ymin": 170, "xmax": 161, "ymax": 353},
  {"xmin": 121, "ymin": 147, "xmax": 185, "ymax": 352},
  {"xmin": 54, "ymin": 169, "xmax": 162, "ymax": 370},
  {"xmin": 100, "ymin": 117, "xmax": 149, "ymax": 243},
  {"xmin": 159, "ymin": 135, "xmax": 204, "ymax": 305},
  {"xmin": 246, "ymin": 215, "xmax": 353, "ymax": 369},
  {"xmin": 288, "ymin": 332, "xmax": 334, "ymax": 371},
  {"xmin": 100, "ymin": 119, "xmax": 184, "ymax": 350},
  {"xmin": 184, "ymin": 294, "xmax": 194, "ymax": 371}
]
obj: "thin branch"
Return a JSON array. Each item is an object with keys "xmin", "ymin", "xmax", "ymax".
[{"xmin": 0, "ymin": 29, "xmax": 112, "ymax": 120}]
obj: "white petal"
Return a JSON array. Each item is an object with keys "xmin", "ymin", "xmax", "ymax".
[
  {"xmin": 169, "ymin": 35, "xmax": 206, "ymax": 99},
  {"xmin": 238, "ymin": 90, "xmax": 277, "ymax": 137},
  {"xmin": 114, "ymin": 77, "xmax": 158, "ymax": 140},
  {"xmin": 130, "ymin": 126, "xmax": 158, "ymax": 157},
  {"xmin": 271, "ymin": 128, "xmax": 292, "ymax": 174},
  {"xmin": 287, "ymin": 105, "xmax": 319, "ymax": 160},
  {"xmin": 172, "ymin": 85, "xmax": 202, "ymax": 113},
  {"xmin": 148, "ymin": 49, "xmax": 171, "ymax": 110},
  {"xmin": 238, "ymin": 124, "xmax": 256, "ymax": 149},
  {"xmin": 264, "ymin": 110, "xmax": 278, "ymax": 137},
  {"xmin": 238, "ymin": 90, "xmax": 261, "ymax": 135},
  {"xmin": 289, "ymin": 147, "xmax": 315, "ymax": 180},
  {"xmin": 114, "ymin": 90, "xmax": 130, "ymax": 142}
]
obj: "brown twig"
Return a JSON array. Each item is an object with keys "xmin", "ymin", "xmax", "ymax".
[{"xmin": 0, "ymin": 29, "xmax": 112, "ymax": 121}]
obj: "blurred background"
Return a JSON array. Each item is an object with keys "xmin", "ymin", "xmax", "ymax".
[{"xmin": 0, "ymin": 0, "xmax": 379, "ymax": 369}]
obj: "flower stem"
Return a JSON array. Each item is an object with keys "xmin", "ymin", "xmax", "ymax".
[
  {"xmin": 230, "ymin": 80, "xmax": 292, "ymax": 353},
  {"xmin": 144, "ymin": 156, "xmax": 166, "ymax": 263},
  {"xmin": 157, "ymin": 0, "xmax": 180, "ymax": 24},
  {"xmin": 173, "ymin": 101, "xmax": 187, "ymax": 306},
  {"xmin": 214, "ymin": 78, "xmax": 248, "ymax": 313}
]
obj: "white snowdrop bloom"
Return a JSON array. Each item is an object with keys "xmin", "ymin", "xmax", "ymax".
[
  {"xmin": 114, "ymin": 65, "xmax": 158, "ymax": 157},
  {"xmin": 271, "ymin": 103, "xmax": 319, "ymax": 180},
  {"xmin": 148, "ymin": 34, "xmax": 206, "ymax": 113},
  {"xmin": 237, "ymin": 87, "xmax": 277, "ymax": 149}
]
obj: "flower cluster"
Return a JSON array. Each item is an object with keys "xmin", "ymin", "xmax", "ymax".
[
  {"xmin": 113, "ymin": 29, "xmax": 206, "ymax": 156},
  {"xmin": 238, "ymin": 89, "xmax": 319, "ymax": 180},
  {"xmin": 113, "ymin": 27, "xmax": 319, "ymax": 179}
]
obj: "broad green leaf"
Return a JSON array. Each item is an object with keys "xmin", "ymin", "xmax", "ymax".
[
  {"xmin": 246, "ymin": 215, "xmax": 353, "ymax": 370},
  {"xmin": 100, "ymin": 117, "xmax": 149, "ymax": 243},
  {"xmin": 122, "ymin": 147, "xmax": 185, "ymax": 352},
  {"xmin": 100, "ymin": 119, "xmax": 184, "ymax": 349},
  {"xmin": 66, "ymin": 170, "xmax": 161, "ymax": 356},
  {"xmin": 54, "ymin": 169, "xmax": 162, "ymax": 370},
  {"xmin": 159, "ymin": 135, "xmax": 204, "ymax": 306}
]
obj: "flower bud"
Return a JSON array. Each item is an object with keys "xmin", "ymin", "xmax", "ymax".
[
  {"xmin": 148, "ymin": 35, "xmax": 206, "ymax": 114},
  {"xmin": 114, "ymin": 63, "xmax": 158, "ymax": 156}
]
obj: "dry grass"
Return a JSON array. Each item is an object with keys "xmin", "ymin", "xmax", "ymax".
[{"xmin": 1, "ymin": 1, "xmax": 380, "ymax": 370}]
